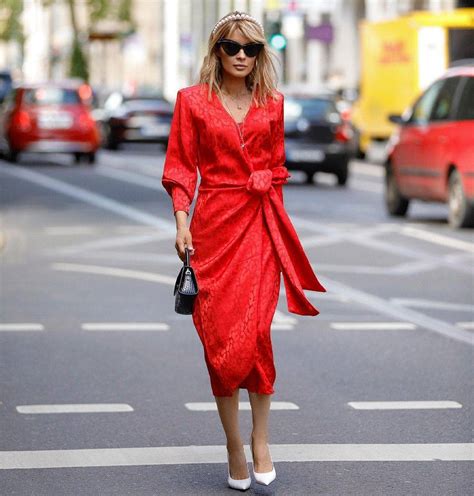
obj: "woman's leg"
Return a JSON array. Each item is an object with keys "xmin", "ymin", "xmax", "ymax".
[
  {"xmin": 214, "ymin": 388, "xmax": 249, "ymax": 479},
  {"xmin": 248, "ymin": 392, "xmax": 274, "ymax": 472}
]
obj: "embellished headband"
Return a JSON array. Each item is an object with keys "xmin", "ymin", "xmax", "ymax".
[{"xmin": 212, "ymin": 11, "xmax": 264, "ymax": 37}]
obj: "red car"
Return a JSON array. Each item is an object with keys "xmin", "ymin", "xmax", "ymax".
[
  {"xmin": 0, "ymin": 81, "xmax": 100, "ymax": 164},
  {"xmin": 385, "ymin": 63, "xmax": 474, "ymax": 228}
]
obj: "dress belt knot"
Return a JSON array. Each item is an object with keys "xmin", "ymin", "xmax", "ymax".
[
  {"xmin": 246, "ymin": 166, "xmax": 291, "ymax": 196},
  {"xmin": 246, "ymin": 169, "xmax": 273, "ymax": 195}
]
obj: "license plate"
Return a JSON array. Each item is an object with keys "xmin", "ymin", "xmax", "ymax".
[
  {"xmin": 140, "ymin": 123, "xmax": 170, "ymax": 137},
  {"xmin": 38, "ymin": 111, "xmax": 73, "ymax": 129},
  {"xmin": 288, "ymin": 149, "xmax": 325, "ymax": 162}
]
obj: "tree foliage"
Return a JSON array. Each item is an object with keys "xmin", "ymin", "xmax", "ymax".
[{"xmin": 0, "ymin": 0, "xmax": 24, "ymax": 44}]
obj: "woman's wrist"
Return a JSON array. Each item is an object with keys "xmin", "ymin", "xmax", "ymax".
[{"xmin": 174, "ymin": 210, "xmax": 189, "ymax": 229}]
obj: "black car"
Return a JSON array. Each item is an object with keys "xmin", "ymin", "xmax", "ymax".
[
  {"xmin": 284, "ymin": 95, "xmax": 354, "ymax": 185},
  {"xmin": 99, "ymin": 92, "xmax": 173, "ymax": 150}
]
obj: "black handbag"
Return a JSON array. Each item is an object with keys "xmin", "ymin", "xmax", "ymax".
[{"xmin": 174, "ymin": 247, "xmax": 199, "ymax": 314}]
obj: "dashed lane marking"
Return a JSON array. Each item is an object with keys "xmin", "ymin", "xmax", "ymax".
[
  {"xmin": 16, "ymin": 404, "xmax": 134, "ymax": 414},
  {"xmin": 185, "ymin": 402, "xmax": 299, "ymax": 411},
  {"xmin": 82, "ymin": 323, "xmax": 169, "ymax": 331},
  {"xmin": 0, "ymin": 324, "xmax": 44, "ymax": 332},
  {"xmin": 1, "ymin": 443, "xmax": 472, "ymax": 469},
  {"xmin": 457, "ymin": 322, "xmax": 474, "ymax": 329},
  {"xmin": 322, "ymin": 277, "xmax": 473, "ymax": 346},
  {"xmin": 348, "ymin": 401, "xmax": 462, "ymax": 410},
  {"xmin": 331, "ymin": 322, "xmax": 417, "ymax": 330}
]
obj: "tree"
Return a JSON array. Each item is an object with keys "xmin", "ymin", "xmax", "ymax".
[{"xmin": 0, "ymin": 0, "xmax": 24, "ymax": 46}]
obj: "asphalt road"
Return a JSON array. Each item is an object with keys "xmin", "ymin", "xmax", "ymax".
[{"xmin": 0, "ymin": 146, "xmax": 472, "ymax": 496}]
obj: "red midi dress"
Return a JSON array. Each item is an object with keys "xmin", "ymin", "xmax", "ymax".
[{"xmin": 161, "ymin": 83, "xmax": 326, "ymax": 397}]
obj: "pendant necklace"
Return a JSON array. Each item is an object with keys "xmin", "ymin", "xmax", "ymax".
[
  {"xmin": 222, "ymin": 88, "xmax": 250, "ymax": 110},
  {"xmin": 221, "ymin": 91, "xmax": 251, "ymax": 149}
]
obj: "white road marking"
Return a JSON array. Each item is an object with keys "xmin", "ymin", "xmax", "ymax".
[
  {"xmin": 0, "ymin": 323, "xmax": 44, "ymax": 331},
  {"xmin": 350, "ymin": 179, "xmax": 382, "ymax": 193},
  {"xmin": 185, "ymin": 401, "xmax": 299, "ymax": 411},
  {"xmin": 457, "ymin": 322, "xmax": 474, "ymax": 329},
  {"xmin": 95, "ymin": 166, "xmax": 163, "ymax": 190},
  {"xmin": 82, "ymin": 323, "xmax": 169, "ymax": 331},
  {"xmin": 1, "ymin": 443, "xmax": 471, "ymax": 469},
  {"xmin": 51, "ymin": 232, "xmax": 173, "ymax": 256},
  {"xmin": 391, "ymin": 298, "xmax": 473, "ymax": 312},
  {"xmin": 44, "ymin": 226, "xmax": 99, "ymax": 235},
  {"xmin": 0, "ymin": 163, "xmax": 175, "ymax": 231},
  {"xmin": 348, "ymin": 401, "xmax": 462, "ymax": 410},
  {"xmin": 16, "ymin": 404, "xmax": 134, "ymax": 414},
  {"xmin": 401, "ymin": 226, "xmax": 474, "ymax": 254},
  {"xmin": 322, "ymin": 276, "xmax": 474, "ymax": 346},
  {"xmin": 331, "ymin": 322, "xmax": 417, "ymax": 330},
  {"xmin": 51, "ymin": 263, "xmax": 175, "ymax": 286},
  {"xmin": 351, "ymin": 161, "xmax": 385, "ymax": 177},
  {"xmin": 271, "ymin": 323, "xmax": 295, "ymax": 330},
  {"xmin": 271, "ymin": 309, "xmax": 297, "ymax": 330}
]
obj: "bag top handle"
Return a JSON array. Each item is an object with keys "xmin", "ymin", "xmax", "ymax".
[{"xmin": 184, "ymin": 246, "xmax": 191, "ymax": 266}]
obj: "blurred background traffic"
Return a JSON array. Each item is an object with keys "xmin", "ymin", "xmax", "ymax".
[{"xmin": 0, "ymin": 0, "xmax": 473, "ymax": 226}]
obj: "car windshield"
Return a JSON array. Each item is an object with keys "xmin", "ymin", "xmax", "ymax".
[
  {"xmin": 23, "ymin": 88, "xmax": 80, "ymax": 105},
  {"xmin": 285, "ymin": 98, "xmax": 339, "ymax": 121}
]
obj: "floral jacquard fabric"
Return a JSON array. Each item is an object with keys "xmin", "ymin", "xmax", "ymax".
[{"xmin": 161, "ymin": 83, "xmax": 326, "ymax": 397}]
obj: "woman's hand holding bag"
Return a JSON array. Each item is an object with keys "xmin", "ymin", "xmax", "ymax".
[{"xmin": 174, "ymin": 247, "xmax": 199, "ymax": 314}]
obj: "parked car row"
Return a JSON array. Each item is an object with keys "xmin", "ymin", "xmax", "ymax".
[
  {"xmin": 1, "ymin": 66, "xmax": 472, "ymax": 229},
  {"xmin": 0, "ymin": 80, "xmax": 354, "ymax": 183}
]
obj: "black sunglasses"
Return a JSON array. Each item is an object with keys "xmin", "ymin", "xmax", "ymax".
[{"xmin": 217, "ymin": 39, "xmax": 264, "ymax": 58}]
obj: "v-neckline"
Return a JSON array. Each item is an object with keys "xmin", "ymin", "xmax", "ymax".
[{"xmin": 214, "ymin": 89, "xmax": 254, "ymax": 127}]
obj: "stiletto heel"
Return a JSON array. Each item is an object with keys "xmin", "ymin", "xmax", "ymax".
[
  {"xmin": 227, "ymin": 451, "xmax": 251, "ymax": 491},
  {"xmin": 250, "ymin": 437, "xmax": 276, "ymax": 485}
]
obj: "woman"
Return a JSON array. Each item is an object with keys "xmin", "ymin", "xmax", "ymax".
[{"xmin": 161, "ymin": 11, "xmax": 326, "ymax": 491}]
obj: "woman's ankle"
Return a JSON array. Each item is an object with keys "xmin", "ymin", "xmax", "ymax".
[{"xmin": 251, "ymin": 431, "xmax": 268, "ymax": 445}]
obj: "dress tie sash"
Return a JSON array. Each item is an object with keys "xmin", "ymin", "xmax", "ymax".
[{"xmin": 199, "ymin": 166, "xmax": 326, "ymax": 315}]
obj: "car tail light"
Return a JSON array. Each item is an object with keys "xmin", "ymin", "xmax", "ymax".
[
  {"xmin": 335, "ymin": 123, "xmax": 353, "ymax": 143},
  {"xmin": 13, "ymin": 110, "xmax": 32, "ymax": 132}
]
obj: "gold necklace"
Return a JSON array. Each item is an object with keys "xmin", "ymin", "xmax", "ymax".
[
  {"xmin": 222, "ymin": 88, "xmax": 251, "ymax": 110},
  {"xmin": 220, "ymin": 95, "xmax": 246, "ymax": 148}
]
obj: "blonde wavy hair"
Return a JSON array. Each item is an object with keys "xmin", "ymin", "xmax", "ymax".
[{"xmin": 198, "ymin": 12, "xmax": 280, "ymax": 107}]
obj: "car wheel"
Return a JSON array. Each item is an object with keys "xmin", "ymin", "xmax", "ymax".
[
  {"xmin": 385, "ymin": 165, "xmax": 409, "ymax": 216},
  {"xmin": 73, "ymin": 152, "xmax": 82, "ymax": 163},
  {"xmin": 6, "ymin": 148, "xmax": 19, "ymax": 163},
  {"xmin": 105, "ymin": 130, "xmax": 119, "ymax": 150},
  {"xmin": 336, "ymin": 161, "xmax": 349, "ymax": 186},
  {"xmin": 305, "ymin": 171, "xmax": 315, "ymax": 184},
  {"xmin": 86, "ymin": 152, "xmax": 96, "ymax": 165},
  {"xmin": 448, "ymin": 169, "xmax": 474, "ymax": 228}
]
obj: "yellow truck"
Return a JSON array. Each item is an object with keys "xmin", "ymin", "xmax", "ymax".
[{"xmin": 351, "ymin": 8, "xmax": 474, "ymax": 158}]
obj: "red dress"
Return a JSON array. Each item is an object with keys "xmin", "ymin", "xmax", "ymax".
[{"xmin": 161, "ymin": 83, "xmax": 326, "ymax": 397}]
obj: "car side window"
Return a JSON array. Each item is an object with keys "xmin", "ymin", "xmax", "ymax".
[
  {"xmin": 408, "ymin": 80, "xmax": 443, "ymax": 125},
  {"xmin": 455, "ymin": 77, "xmax": 474, "ymax": 121},
  {"xmin": 429, "ymin": 77, "xmax": 461, "ymax": 122}
]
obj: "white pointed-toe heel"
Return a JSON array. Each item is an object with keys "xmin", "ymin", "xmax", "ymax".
[
  {"xmin": 250, "ymin": 438, "xmax": 276, "ymax": 486},
  {"xmin": 227, "ymin": 452, "xmax": 251, "ymax": 491}
]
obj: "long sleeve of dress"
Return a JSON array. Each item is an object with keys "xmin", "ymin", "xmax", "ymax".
[
  {"xmin": 272, "ymin": 94, "xmax": 289, "ymax": 204},
  {"xmin": 162, "ymin": 89, "xmax": 199, "ymax": 215}
]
